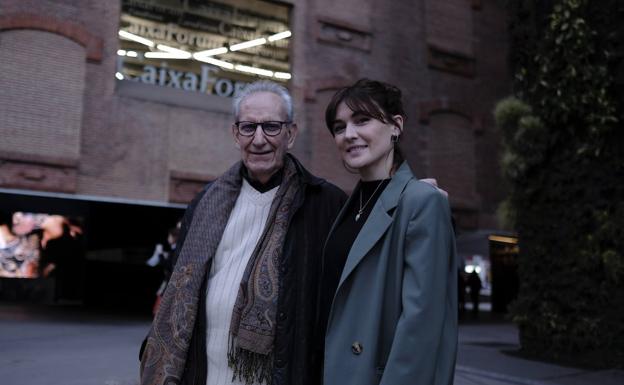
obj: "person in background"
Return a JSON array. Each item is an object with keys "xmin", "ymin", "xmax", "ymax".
[
  {"xmin": 146, "ymin": 224, "xmax": 180, "ymax": 316},
  {"xmin": 320, "ymin": 79, "xmax": 458, "ymax": 385},
  {"xmin": 458, "ymin": 269, "xmax": 467, "ymax": 318},
  {"xmin": 468, "ymin": 270, "xmax": 483, "ymax": 317},
  {"xmin": 37, "ymin": 215, "xmax": 84, "ymax": 302}
]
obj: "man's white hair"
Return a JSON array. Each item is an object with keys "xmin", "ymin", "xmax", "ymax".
[{"xmin": 233, "ymin": 80, "xmax": 294, "ymax": 121}]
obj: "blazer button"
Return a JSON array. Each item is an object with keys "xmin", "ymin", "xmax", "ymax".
[{"xmin": 351, "ymin": 341, "xmax": 363, "ymax": 355}]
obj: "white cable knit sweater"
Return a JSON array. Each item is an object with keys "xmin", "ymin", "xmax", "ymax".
[{"xmin": 205, "ymin": 179, "xmax": 278, "ymax": 385}]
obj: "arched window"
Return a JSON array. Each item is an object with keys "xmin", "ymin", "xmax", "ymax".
[{"xmin": 0, "ymin": 30, "xmax": 86, "ymax": 160}]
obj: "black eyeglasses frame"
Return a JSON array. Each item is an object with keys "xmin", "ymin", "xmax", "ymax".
[{"xmin": 234, "ymin": 121, "xmax": 292, "ymax": 137}]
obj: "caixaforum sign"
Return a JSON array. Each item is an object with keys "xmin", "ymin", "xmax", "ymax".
[{"xmin": 121, "ymin": 62, "xmax": 248, "ymax": 98}]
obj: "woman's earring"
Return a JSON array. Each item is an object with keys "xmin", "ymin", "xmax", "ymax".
[{"xmin": 391, "ymin": 134, "xmax": 399, "ymax": 143}]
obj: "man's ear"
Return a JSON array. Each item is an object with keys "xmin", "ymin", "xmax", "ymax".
[
  {"xmin": 231, "ymin": 124, "xmax": 241, "ymax": 150},
  {"xmin": 286, "ymin": 123, "xmax": 298, "ymax": 150}
]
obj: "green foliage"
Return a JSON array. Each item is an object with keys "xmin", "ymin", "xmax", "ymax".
[
  {"xmin": 518, "ymin": 0, "xmax": 618, "ymax": 149},
  {"xmin": 498, "ymin": 0, "xmax": 624, "ymax": 368},
  {"xmin": 494, "ymin": 98, "xmax": 547, "ymax": 191}
]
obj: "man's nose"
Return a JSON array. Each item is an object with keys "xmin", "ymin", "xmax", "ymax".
[{"xmin": 251, "ymin": 125, "xmax": 268, "ymax": 145}]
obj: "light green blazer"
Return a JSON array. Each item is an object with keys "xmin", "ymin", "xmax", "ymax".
[{"xmin": 323, "ymin": 162, "xmax": 458, "ymax": 385}]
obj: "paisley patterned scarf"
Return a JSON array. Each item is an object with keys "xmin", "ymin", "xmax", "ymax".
[{"xmin": 140, "ymin": 156, "xmax": 301, "ymax": 385}]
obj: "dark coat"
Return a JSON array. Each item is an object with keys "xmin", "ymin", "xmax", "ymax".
[{"xmin": 170, "ymin": 156, "xmax": 347, "ymax": 385}]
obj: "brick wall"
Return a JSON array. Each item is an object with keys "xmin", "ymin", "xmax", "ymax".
[
  {"xmin": 298, "ymin": 0, "xmax": 510, "ymax": 230},
  {"xmin": 0, "ymin": 0, "xmax": 511, "ymax": 230},
  {"xmin": 426, "ymin": 112, "xmax": 478, "ymax": 209},
  {"xmin": 0, "ymin": 30, "xmax": 85, "ymax": 160}
]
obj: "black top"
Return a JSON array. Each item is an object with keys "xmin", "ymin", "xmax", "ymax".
[
  {"xmin": 241, "ymin": 166, "xmax": 283, "ymax": 192},
  {"xmin": 318, "ymin": 178, "xmax": 391, "ymax": 335}
]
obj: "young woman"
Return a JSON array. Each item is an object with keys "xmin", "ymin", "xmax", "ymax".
[{"xmin": 319, "ymin": 79, "xmax": 457, "ymax": 385}]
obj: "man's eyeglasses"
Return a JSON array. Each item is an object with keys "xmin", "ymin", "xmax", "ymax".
[{"xmin": 234, "ymin": 121, "xmax": 291, "ymax": 137}]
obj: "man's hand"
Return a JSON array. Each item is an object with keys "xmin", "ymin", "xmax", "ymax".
[{"xmin": 420, "ymin": 178, "xmax": 449, "ymax": 198}]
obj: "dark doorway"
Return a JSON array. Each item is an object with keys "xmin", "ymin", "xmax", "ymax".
[{"xmin": 0, "ymin": 191, "xmax": 185, "ymax": 314}]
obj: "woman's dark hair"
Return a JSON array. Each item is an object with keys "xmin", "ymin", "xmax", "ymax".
[{"xmin": 325, "ymin": 78, "xmax": 406, "ymax": 166}]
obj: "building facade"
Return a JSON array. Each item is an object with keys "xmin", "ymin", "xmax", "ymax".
[{"xmin": 0, "ymin": 0, "xmax": 510, "ymax": 231}]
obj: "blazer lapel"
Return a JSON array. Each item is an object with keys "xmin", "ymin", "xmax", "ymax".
[{"xmin": 336, "ymin": 163, "xmax": 415, "ymax": 289}]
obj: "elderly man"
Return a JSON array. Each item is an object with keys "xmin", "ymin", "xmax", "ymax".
[{"xmin": 140, "ymin": 81, "xmax": 347, "ymax": 385}]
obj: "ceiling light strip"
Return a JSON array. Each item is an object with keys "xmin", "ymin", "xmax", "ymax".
[
  {"xmin": 156, "ymin": 44, "xmax": 191, "ymax": 56},
  {"xmin": 194, "ymin": 47, "xmax": 229, "ymax": 57},
  {"xmin": 145, "ymin": 52, "xmax": 189, "ymax": 59},
  {"xmin": 273, "ymin": 72, "xmax": 292, "ymax": 80},
  {"xmin": 268, "ymin": 30, "xmax": 292, "ymax": 42},
  {"xmin": 118, "ymin": 31, "xmax": 292, "ymax": 79},
  {"xmin": 230, "ymin": 38, "xmax": 267, "ymax": 52},
  {"xmin": 118, "ymin": 30, "xmax": 155, "ymax": 47},
  {"xmin": 194, "ymin": 56, "xmax": 235, "ymax": 69},
  {"xmin": 234, "ymin": 65, "xmax": 273, "ymax": 77}
]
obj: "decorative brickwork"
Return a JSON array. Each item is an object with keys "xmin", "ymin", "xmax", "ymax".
[
  {"xmin": 0, "ymin": 13, "xmax": 103, "ymax": 62},
  {"xmin": 418, "ymin": 99, "xmax": 473, "ymax": 125},
  {"xmin": 316, "ymin": 16, "xmax": 373, "ymax": 52},
  {"xmin": 169, "ymin": 170, "xmax": 214, "ymax": 204},
  {"xmin": 426, "ymin": 44, "xmax": 476, "ymax": 78},
  {"xmin": 0, "ymin": 151, "xmax": 78, "ymax": 193},
  {"xmin": 0, "ymin": 29, "xmax": 85, "ymax": 194}
]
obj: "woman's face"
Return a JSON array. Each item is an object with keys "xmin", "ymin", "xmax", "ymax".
[{"xmin": 331, "ymin": 102, "xmax": 402, "ymax": 181}]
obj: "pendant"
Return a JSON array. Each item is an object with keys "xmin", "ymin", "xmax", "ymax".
[{"xmin": 355, "ymin": 212, "xmax": 361, "ymax": 222}]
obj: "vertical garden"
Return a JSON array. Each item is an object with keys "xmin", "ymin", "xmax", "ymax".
[{"xmin": 495, "ymin": 0, "xmax": 624, "ymax": 367}]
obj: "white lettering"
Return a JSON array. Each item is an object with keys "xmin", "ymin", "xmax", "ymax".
[
  {"xmin": 183, "ymin": 72, "xmax": 198, "ymax": 91},
  {"xmin": 175, "ymin": 31, "xmax": 188, "ymax": 44},
  {"xmin": 141, "ymin": 65, "xmax": 157, "ymax": 84},
  {"xmin": 200, "ymin": 65, "xmax": 218, "ymax": 93},
  {"xmin": 135, "ymin": 64, "xmax": 248, "ymax": 97},
  {"xmin": 168, "ymin": 69, "xmax": 183, "ymax": 89},
  {"xmin": 158, "ymin": 66, "xmax": 167, "ymax": 86},
  {"xmin": 215, "ymin": 78, "xmax": 234, "ymax": 97}
]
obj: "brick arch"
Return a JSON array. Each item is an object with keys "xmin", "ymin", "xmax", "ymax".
[
  {"xmin": 418, "ymin": 98, "xmax": 473, "ymax": 123},
  {"xmin": 0, "ymin": 13, "xmax": 103, "ymax": 62}
]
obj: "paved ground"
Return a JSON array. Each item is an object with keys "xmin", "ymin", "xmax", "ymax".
[
  {"xmin": 454, "ymin": 321, "xmax": 623, "ymax": 385},
  {"xmin": 0, "ymin": 304, "xmax": 145, "ymax": 385},
  {"xmin": 0, "ymin": 303, "xmax": 622, "ymax": 385}
]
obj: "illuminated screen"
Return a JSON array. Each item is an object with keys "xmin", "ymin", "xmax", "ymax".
[{"xmin": 0, "ymin": 212, "xmax": 83, "ymax": 279}]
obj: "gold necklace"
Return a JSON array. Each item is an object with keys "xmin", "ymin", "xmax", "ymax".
[{"xmin": 356, "ymin": 180, "xmax": 386, "ymax": 221}]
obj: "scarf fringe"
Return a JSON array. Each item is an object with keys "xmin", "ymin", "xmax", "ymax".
[{"xmin": 228, "ymin": 335, "xmax": 273, "ymax": 385}]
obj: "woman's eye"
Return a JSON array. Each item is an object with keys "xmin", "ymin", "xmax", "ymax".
[
  {"xmin": 332, "ymin": 125, "xmax": 345, "ymax": 134},
  {"xmin": 354, "ymin": 117, "xmax": 369, "ymax": 125}
]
